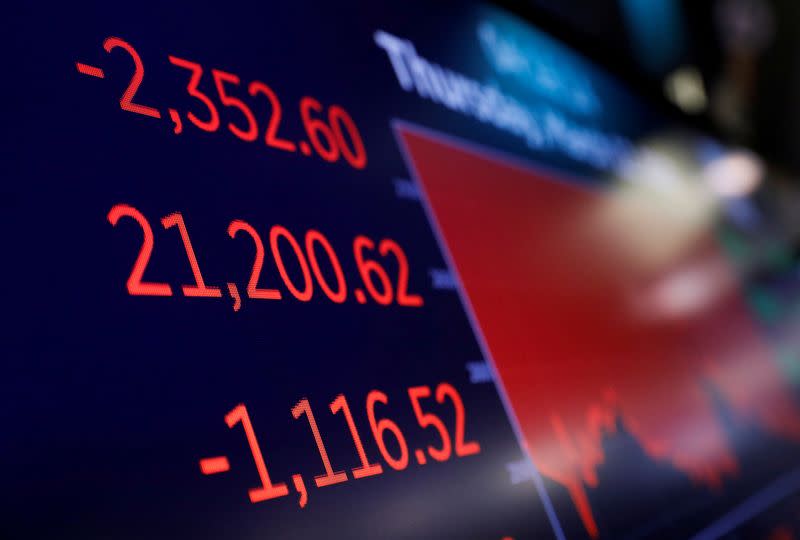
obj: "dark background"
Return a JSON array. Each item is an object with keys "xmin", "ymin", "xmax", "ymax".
[{"xmin": 3, "ymin": 1, "xmax": 800, "ymax": 539}]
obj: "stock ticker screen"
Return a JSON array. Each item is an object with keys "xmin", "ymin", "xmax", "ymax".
[{"xmin": 4, "ymin": 1, "xmax": 800, "ymax": 539}]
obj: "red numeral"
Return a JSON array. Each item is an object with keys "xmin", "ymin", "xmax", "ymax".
[
  {"xmin": 249, "ymin": 81, "xmax": 296, "ymax": 152},
  {"xmin": 328, "ymin": 106, "xmax": 367, "ymax": 169},
  {"xmin": 408, "ymin": 386, "xmax": 451, "ymax": 462},
  {"xmin": 366, "ymin": 390, "xmax": 409, "ymax": 470},
  {"xmin": 436, "ymin": 383, "xmax": 480, "ymax": 457},
  {"xmin": 353, "ymin": 236, "xmax": 393, "ymax": 305},
  {"xmin": 107, "ymin": 204, "xmax": 172, "ymax": 296},
  {"xmin": 270, "ymin": 225, "xmax": 313, "ymax": 302},
  {"xmin": 292, "ymin": 398, "xmax": 348, "ymax": 487},
  {"xmin": 212, "ymin": 69, "xmax": 258, "ymax": 142},
  {"xmin": 300, "ymin": 97, "xmax": 339, "ymax": 162},
  {"xmin": 161, "ymin": 212, "xmax": 221, "ymax": 297},
  {"xmin": 305, "ymin": 230, "xmax": 347, "ymax": 303},
  {"xmin": 227, "ymin": 220, "xmax": 281, "ymax": 300},
  {"xmin": 169, "ymin": 56, "xmax": 220, "ymax": 132},
  {"xmin": 330, "ymin": 394, "xmax": 383, "ymax": 479},
  {"xmin": 103, "ymin": 37, "xmax": 160, "ymax": 118},
  {"xmin": 379, "ymin": 239, "xmax": 423, "ymax": 307},
  {"xmin": 225, "ymin": 404, "xmax": 289, "ymax": 503}
]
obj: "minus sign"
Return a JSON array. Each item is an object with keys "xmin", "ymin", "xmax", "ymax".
[
  {"xmin": 76, "ymin": 62, "xmax": 105, "ymax": 78},
  {"xmin": 199, "ymin": 456, "xmax": 231, "ymax": 475}
]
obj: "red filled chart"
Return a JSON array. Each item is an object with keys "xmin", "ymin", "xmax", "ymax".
[{"xmin": 396, "ymin": 123, "xmax": 800, "ymax": 538}]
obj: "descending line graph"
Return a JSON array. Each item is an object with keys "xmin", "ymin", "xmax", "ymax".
[{"xmin": 396, "ymin": 122, "xmax": 800, "ymax": 538}]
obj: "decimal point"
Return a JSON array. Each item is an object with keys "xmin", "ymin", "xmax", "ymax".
[
  {"xmin": 299, "ymin": 141, "xmax": 311, "ymax": 156},
  {"xmin": 415, "ymin": 449, "xmax": 427, "ymax": 465},
  {"xmin": 355, "ymin": 289, "xmax": 366, "ymax": 304}
]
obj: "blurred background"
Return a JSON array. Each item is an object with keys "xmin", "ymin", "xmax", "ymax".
[
  {"xmin": 510, "ymin": 0, "xmax": 798, "ymax": 153},
  {"xmin": 493, "ymin": 0, "xmax": 800, "ymax": 383}
]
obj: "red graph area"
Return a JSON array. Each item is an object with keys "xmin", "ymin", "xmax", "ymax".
[{"xmin": 397, "ymin": 125, "xmax": 800, "ymax": 538}]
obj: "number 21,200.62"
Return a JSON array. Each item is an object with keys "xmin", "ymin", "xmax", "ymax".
[{"xmin": 107, "ymin": 204, "xmax": 423, "ymax": 309}]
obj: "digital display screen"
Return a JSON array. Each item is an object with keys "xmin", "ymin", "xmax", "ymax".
[{"xmin": 5, "ymin": 2, "xmax": 800, "ymax": 539}]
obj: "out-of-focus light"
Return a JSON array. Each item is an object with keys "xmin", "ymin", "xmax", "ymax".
[
  {"xmin": 664, "ymin": 66, "xmax": 708, "ymax": 114},
  {"xmin": 618, "ymin": 148, "xmax": 686, "ymax": 192},
  {"xmin": 603, "ymin": 139, "xmax": 717, "ymax": 272},
  {"xmin": 636, "ymin": 257, "xmax": 733, "ymax": 320},
  {"xmin": 703, "ymin": 150, "xmax": 764, "ymax": 198}
]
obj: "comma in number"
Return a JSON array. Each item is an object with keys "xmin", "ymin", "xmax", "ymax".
[
  {"xmin": 227, "ymin": 282, "xmax": 242, "ymax": 312},
  {"xmin": 292, "ymin": 474, "xmax": 308, "ymax": 508},
  {"xmin": 169, "ymin": 108, "xmax": 183, "ymax": 134}
]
